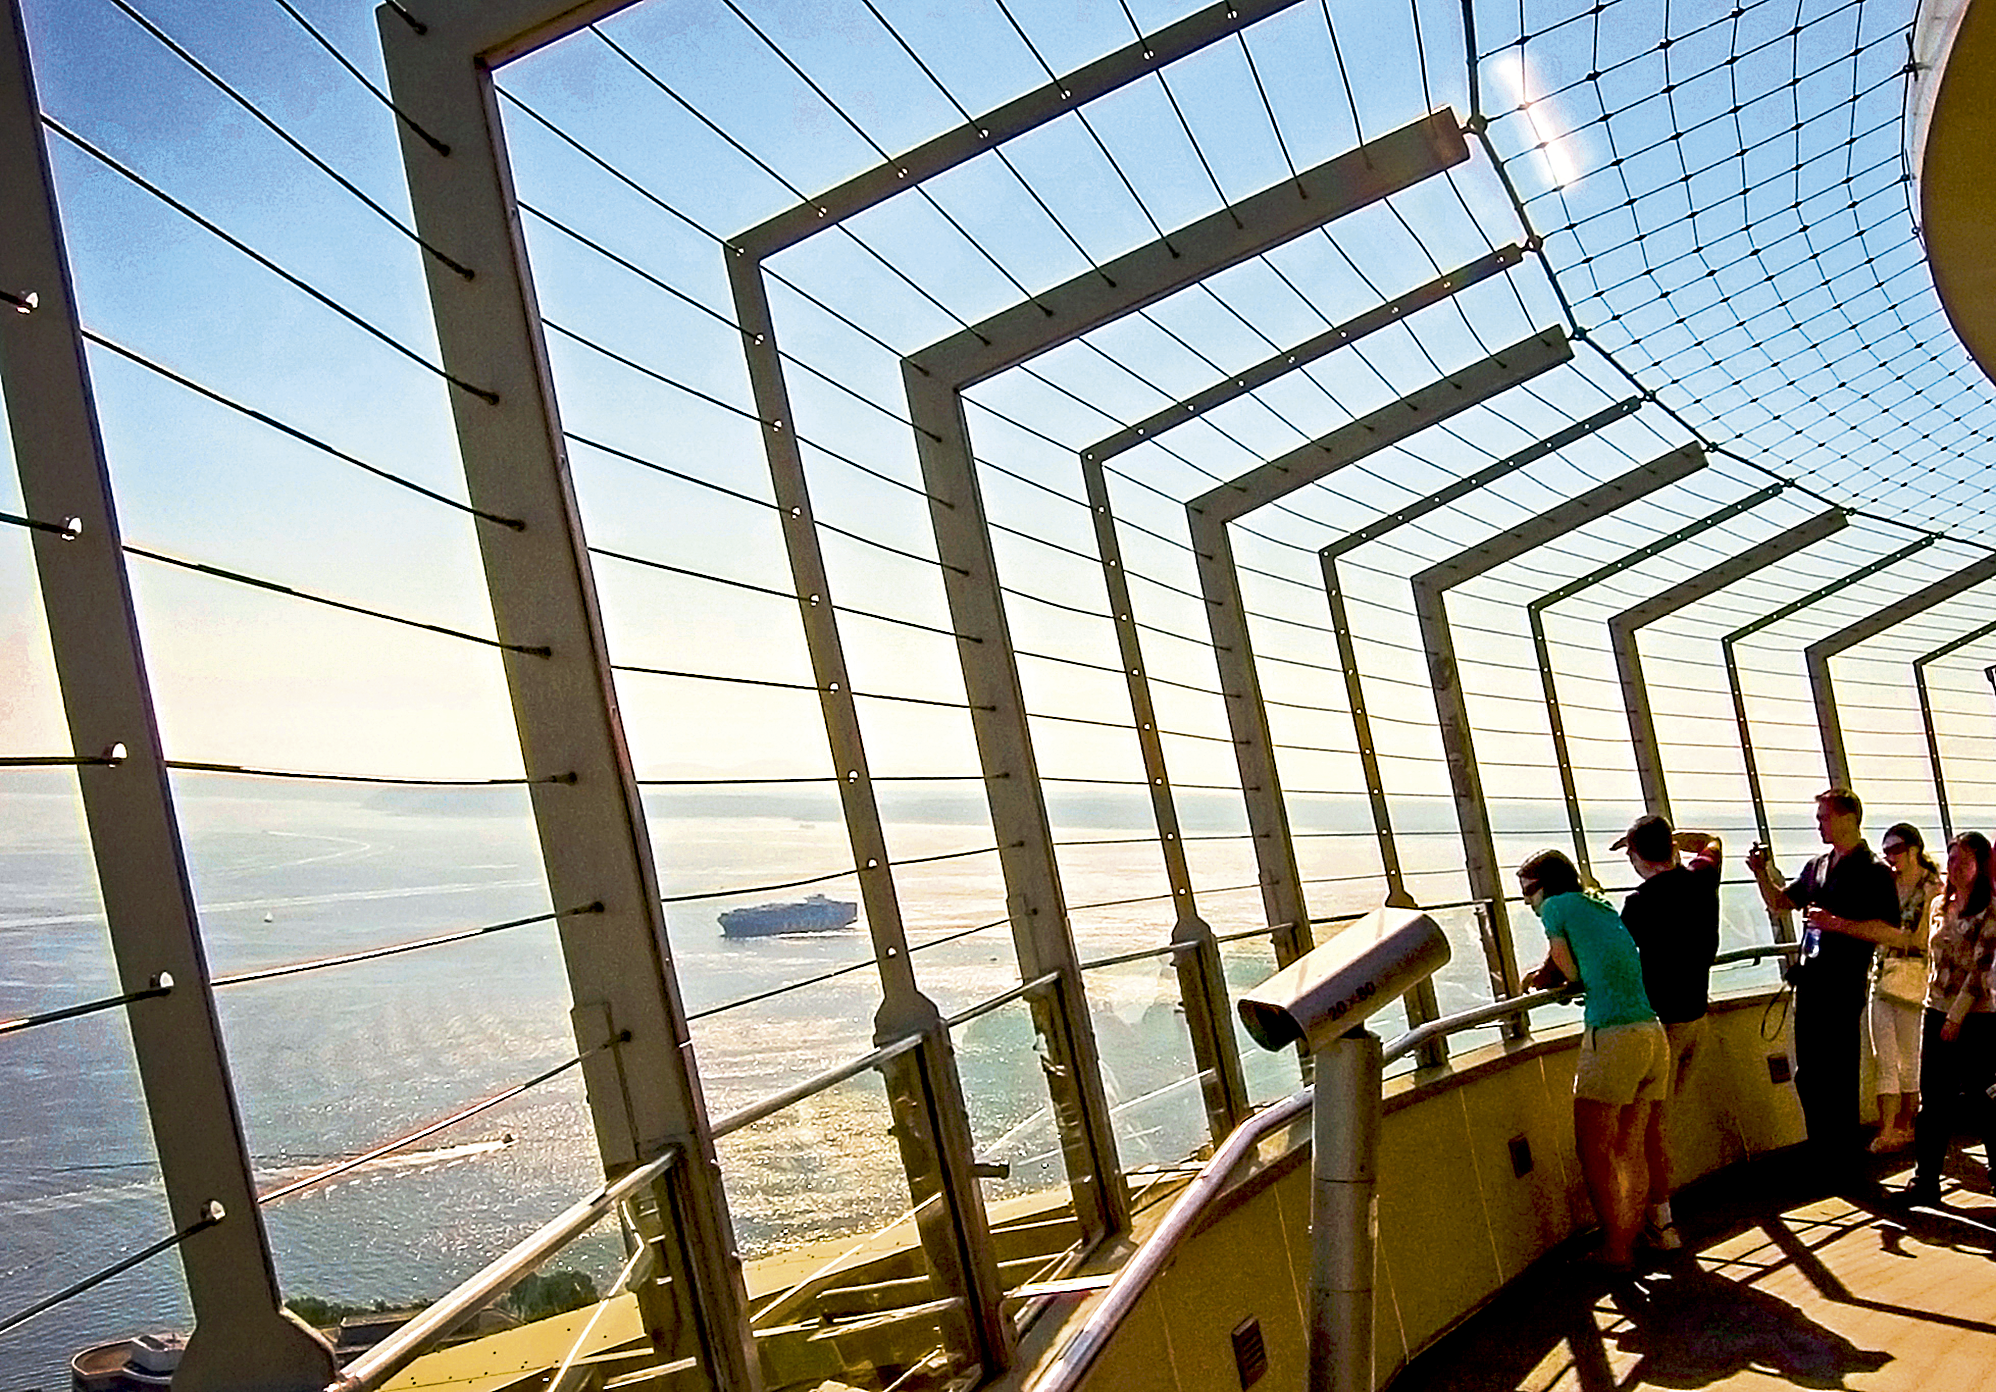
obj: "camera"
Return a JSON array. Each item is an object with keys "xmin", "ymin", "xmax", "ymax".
[{"xmin": 1237, "ymin": 906, "xmax": 1451, "ymax": 1053}]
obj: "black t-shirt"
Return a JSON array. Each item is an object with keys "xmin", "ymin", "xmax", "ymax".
[
  {"xmin": 1786, "ymin": 843, "xmax": 1897, "ymax": 982},
  {"xmin": 1622, "ymin": 852, "xmax": 1721, "ymax": 1024}
]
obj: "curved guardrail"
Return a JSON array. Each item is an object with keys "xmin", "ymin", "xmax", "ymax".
[
  {"xmin": 1026, "ymin": 940, "xmax": 1798, "ymax": 1392},
  {"xmin": 326, "ymin": 1149, "xmax": 679, "ymax": 1392}
]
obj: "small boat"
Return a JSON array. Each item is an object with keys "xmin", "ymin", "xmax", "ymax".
[
  {"xmin": 718, "ymin": 894, "xmax": 859, "ymax": 939},
  {"xmin": 70, "ymin": 1332, "xmax": 181, "ymax": 1392}
]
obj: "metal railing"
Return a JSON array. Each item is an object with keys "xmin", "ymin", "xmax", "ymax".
[
  {"xmin": 1025, "ymin": 939, "xmax": 1798, "ymax": 1392},
  {"xmin": 327, "ymin": 1148, "xmax": 678, "ymax": 1392}
]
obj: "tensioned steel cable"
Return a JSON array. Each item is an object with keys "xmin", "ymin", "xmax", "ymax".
[
  {"xmin": 0, "ymin": 509, "xmax": 78, "ymax": 538},
  {"xmin": 121, "ymin": 543, "xmax": 544, "ymax": 656},
  {"xmin": 0, "ymin": 977, "xmax": 173, "ymax": 1039},
  {"xmin": 661, "ymin": 842, "xmax": 1010, "ymax": 907},
  {"xmin": 163, "ymin": 760, "xmax": 562, "ymax": 787},
  {"xmin": 100, "ymin": 0, "xmax": 471, "ymax": 277},
  {"xmin": 609, "ymin": 660, "xmax": 992, "ymax": 714},
  {"xmin": 211, "ymin": 907, "xmax": 594, "ymax": 989},
  {"xmin": 83, "ymin": 331, "xmax": 521, "ymax": 529},
  {"xmin": 39, "ymin": 116, "xmax": 496, "ymax": 403},
  {"xmin": 0, "ymin": 1204, "xmax": 225, "ymax": 1337},
  {"xmin": 564, "ymin": 431, "xmax": 968, "ymax": 577},
  {"xmin": 257, "ymin": 1049, "xmax": 611, "ymax": 1206},
  {"xmin": 266, "ymin": 0, "xmax": 450, "ymax": 155}
]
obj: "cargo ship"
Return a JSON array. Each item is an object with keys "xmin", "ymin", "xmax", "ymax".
[{"xmin": 717, "ymin": 895, "xmax": 861, "ymax": 939}]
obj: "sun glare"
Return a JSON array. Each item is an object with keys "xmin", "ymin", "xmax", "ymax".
[{"xmin": 1494, "ymin": 49, "xmax": 1578, "ymax": 190}]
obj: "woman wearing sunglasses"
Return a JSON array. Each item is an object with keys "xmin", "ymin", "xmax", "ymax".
[
  {"xmin": 1871, "ymin": 823, "xmax": 1943, "ymax": 1153},
  {"xmin": 1519, "ymin": 848, "xmax": 1666, "ymax": 1269}
]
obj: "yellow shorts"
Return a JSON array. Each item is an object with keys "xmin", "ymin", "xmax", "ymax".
[
  {"xmin": 1660, "ymin": 1015, "xmax": 1708, "ymax": 1100},
  {"xmin": 1574, "ymin": 1020, "xmax": 1669, "ymax": 1105}
]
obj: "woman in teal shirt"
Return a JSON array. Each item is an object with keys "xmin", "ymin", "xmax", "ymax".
[{"xmin": 1519, "ymin": 848, "xmax": 1669, "ymax": 1269}]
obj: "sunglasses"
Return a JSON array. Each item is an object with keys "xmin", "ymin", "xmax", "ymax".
[{"xmin": 1882, "ymin": 843, "xmax": 1911, "ymax": 856}]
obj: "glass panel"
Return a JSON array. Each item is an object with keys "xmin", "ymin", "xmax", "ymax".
[
  {"xmin": 1715, "ymin": 881, "xmax": 1787, "ymax": 994},
  {"xmin": 719, "ymin": 1063, "xmax": 975, "ymax": 1392},
  {"xmin": 1082, "ymin": 952, "xmax": 1212, "ymax": 1170},
  {"xmin": 1425, "ymin": 903, "xmax": 1519, "ymax": 1058},
  {"xmin": 951, "ymin": 996, "xmax": 1085, "ymax": 1297},
  {"xmin": 1216, "ymin": 932, "xmax": 1300, "ymax": 1108},
  {"xmin": 0, "ymin": 773, "xmax": 180, "ymax": 1387},
  {"xmin": 300, "ymin": 1204, "xmax": 673, "ymax": 1390}
]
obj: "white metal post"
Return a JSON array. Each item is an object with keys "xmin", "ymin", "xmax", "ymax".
[
  {"xmin": 378, "ymin": 4, "xmax": 758, "ymax": 1385},
  {"xmin": 0, "ymin": 3, "xmax": 334, "ymax": 1385}
]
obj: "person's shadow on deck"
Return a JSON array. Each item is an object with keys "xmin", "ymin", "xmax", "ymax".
[{"xmin": 1597, "ymin": 1263, "xmax": 1891, "ymax": 1390}]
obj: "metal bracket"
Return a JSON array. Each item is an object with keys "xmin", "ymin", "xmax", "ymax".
[
  {"xmin": 1412, "ymin": 445, "xmax": 1706, "ymax": 1031},
  {"xmin": 1605, "ymin": 508, "xmax": 1844, "ymax": 821},
  {"xmin": 1523, "ymin": 483, "xmax": 1787, "ymax": 869},
  {"xmin": 1806, "ymin": 550, "xmax": 1996, "ymax": 788},
  {"xmin": 1189, "ymin": 326, "xmax": 1572, "ymax": 964},
  {"xmin": 379, "ymin": 6, "xmax": 760, "ymax": 1387}
]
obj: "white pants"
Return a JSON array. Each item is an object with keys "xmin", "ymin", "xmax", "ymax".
[{"xmin": 1870, "ymin": 992, "xmax": 1923, "ymax": 1093}]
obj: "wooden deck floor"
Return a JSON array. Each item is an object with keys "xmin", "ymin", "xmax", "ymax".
[{"xmin": 1392, "ymin": 1149, "xmax": 1996, "ymax": 1392}]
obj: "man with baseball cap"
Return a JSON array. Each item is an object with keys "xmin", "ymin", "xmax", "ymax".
[{"xmin": 1612, "ymin": 813, "xmax": 1721, "ymax": 1251}]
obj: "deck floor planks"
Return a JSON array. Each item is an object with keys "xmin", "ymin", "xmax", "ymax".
[{"xmin": 1393, "ymin": 1155, "xmax": 1996, "ymax": 1391}]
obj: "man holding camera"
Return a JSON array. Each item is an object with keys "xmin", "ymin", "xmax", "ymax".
[
  {"xmin": 1746, "ymin": 788, "xmax": 1899, "ymax": 1178},
  {"xmin": 1612, "ymin": 814, "xmax": 1721, "ymax": 1251}
]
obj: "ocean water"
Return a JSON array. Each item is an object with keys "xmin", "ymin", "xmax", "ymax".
[{"xmin": 0, "ymin": 776, "xmax": 1782, "ymax": 1386}]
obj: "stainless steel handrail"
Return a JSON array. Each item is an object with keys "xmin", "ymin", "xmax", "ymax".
[
  {"xmin": 1026, "ymin": 1086, "xmax": 1314, "ymax": 1392},
  {"xmin": 328, "ymin": 1148, "xmax": 678, "ymax": 1392},
  {"xmin": 1026, "ymin": 941, "xmax": 1796, "ymax": 1392},
  {"xmin": 1380, "ymin": 942, "xmax": 1796, "ymax": 1065},
  {"xmin": 1381, "ymin": 985, "xmax": 1573, "ymax": 1064},
  {"xmin": 711, "ymin": 1033, "xmax": 924, "ymax": 1138}
]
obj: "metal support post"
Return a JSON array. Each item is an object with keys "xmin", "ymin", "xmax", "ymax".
[
  {"xmin": 1191, "ymin": 327, "xmax": 1571, "ymax": 962},
  {"xmin": 1806, "ymin": 551, "xmax": 1996, "ymax": 789},
  {"xmin": 1522, "ymin": 483, "xmax": 1787, "ymax": 869},
  {"xmin": 1077, "ymin": 444, "xmax": 1248, "ymax": 1141},
  {"xmin": 1317, "ymin": 395, "xmax": 1641, "ymax": 893},
  {"xmin": 0, "ymin": 5, "xmax": 334, "ymax": 1384},
  {"xmin": 1413, "ymin": 446, "xmax": 1705, "ymax": 1029},
  {"xmin": 875, "ymin": 998, "xmax": 1015, "ymax": 1377},
  {"xmin": 723, "ymin": 2, "xmax": 1365, "ymax": 1181},
  {"xmin": 1170, "ymin": 915, "xmax": 1250, "ymax": 1142},
  {"xmin": 1912, "ymin": 617, "xmax": 1996, "ymax": 842},
  {"xmin": 901, "ymin": 111, "xmax": 1472, "ymax": 1240},
  {"xmin": 1720, "ymin": 537, "xmax": 1933, "ymax": 927},
  {"xmin": 727, "ymin": 256, "xmax": 1011, "ymax": 1373},
  {"xmin": 1078, "ymin": 249, "xmax": 1520, "ymax": 947},
  {"xmin": 380, "ymin": 6, "xmax": 757, "ymax": 1386},
  {"xmin": 1399, "ymin": 977, "xmax": 1449, "ymax": 1070},
  {"xmin": 721, "ymin": 0, "xmax": 1339, "ymax": 1340},
  {"xmin": 1321, "ymin": 553, "xmax": 1412, "ymax": 908},
  {"xmin": 1606, "ymin": 509, "xmax": 1846, "ymax": 820},
  {"xmin": 1308, "ymin": 1030, "xmax": 1382, "ymax": 1392}
]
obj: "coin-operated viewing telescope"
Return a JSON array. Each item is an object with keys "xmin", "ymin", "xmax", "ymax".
[
  {"xmin": 1238, "ymin": 905, "xmax": 1451, "ymax": 1052},
  {"xmin": 1238, "ymin": 907, "xmax": 1451, "ymax": 1392}
]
